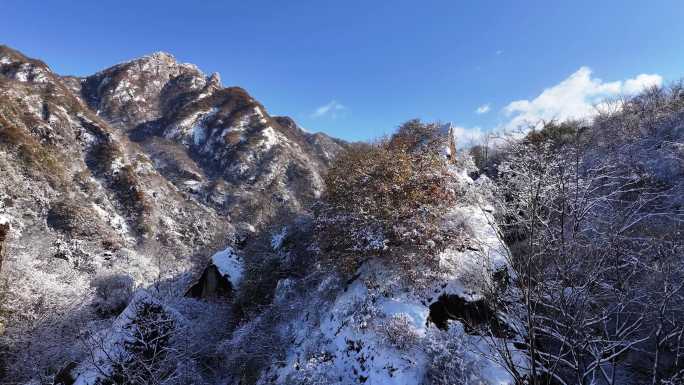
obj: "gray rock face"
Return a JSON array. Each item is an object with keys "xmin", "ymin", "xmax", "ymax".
[
  {"xmin": 73, "ymin": 49, "xmax": 346, "ymax": 223},
  {"xmin": 80, "ymin": 51, "xmax": 211, "ymax": 129},
  {"xmin": 0, "ymin": 44, "xmax": 344, "ymax": 250},
  {"xmin": 0, "ymin": 45, "xmax": 232, "ymax": 257}
]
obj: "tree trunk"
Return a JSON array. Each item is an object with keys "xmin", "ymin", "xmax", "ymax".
[{"xmin": 0, "ymin": 221, "xmax": 9, "ymax": 273}]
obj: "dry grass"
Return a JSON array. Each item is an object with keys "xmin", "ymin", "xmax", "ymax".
[{"xmin": 0, "ymin": 107, "xmax": 67, "ymax": 188}]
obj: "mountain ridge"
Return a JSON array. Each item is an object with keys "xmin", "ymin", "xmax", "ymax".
[{"xmin": 0, "ymin": 46, "xmax": 348, "ymax": 381}]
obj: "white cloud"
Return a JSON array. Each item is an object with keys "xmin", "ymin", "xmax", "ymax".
[
  {"xmin": 475, "ymin": 104, "xmax": 491, "ymax": 114},
  {"xmin": 310, "ymin": 100, "xmax": 346, "ymax": 119},
  {"xmin": 501, "ymin": 67, "xmax": 662, "ymax": 131},
  {"xmin": 450, "ymin": 125, "xmax": 484, "ymax": 146},
  {"xmin": 623, "ymin": 73, "xmax": 663, "ymax": 94}
]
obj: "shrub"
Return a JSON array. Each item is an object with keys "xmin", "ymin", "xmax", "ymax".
[
  {"xmin": 90, "ymin": 273, "xmax": 134, "ymax": 317},
  {"xmin": 112, "ymin": 165, "xmax": 154, "ymax": 236},
  {"xmin": 423, "ymin": 324, "xmax": 489, "ymax": 385},
  {"xmin": 315, "ymin": 120, "xmax": 458, "ymax": 278},
  {"xmin": 234, "ymin": 251, "xmax": 283, "ymax": 317},
  {"xmin": 47, "ymin": 199, "xmax": 101, "ymax": 237},
  {"xmin": 524, "ymin": 120, "xmax": 580, "ymax": 148},
  {"xmin": 387, "ymin": 118, "xmax": 444, "ymax": 153},
  {"xmin": 0, "ymin": 108, "xmax": 67, "ymax": 188},
  {"xmin": 82, "ymin": 297, "xmax": 179, "ymax": 385},
  {"xmin": 381, "ymin": 313, "xmax": 420, "ymax": 351}
]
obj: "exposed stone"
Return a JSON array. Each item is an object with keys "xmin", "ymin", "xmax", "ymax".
[
  {"xmin": 428, "ymin": 293, "xmax": 513, "ymax": 338},
  {"xmin": 186, "ymin": 264, "xmax": 232, "ymax": 298}
]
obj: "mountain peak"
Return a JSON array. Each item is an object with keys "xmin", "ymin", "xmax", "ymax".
[
  {"xmin": 145, "ymin": 51, "xmax": 176, "ymax": 61},
  {"xmin": 0, "ymin": 45, "xmax": 53, "ymax": 83},
  {"xmin": 207, "ymin": 71, "xmax": 221, "ymax": 88}
]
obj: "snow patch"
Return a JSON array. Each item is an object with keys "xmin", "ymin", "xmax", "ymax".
[
  {"xmin": 192, "ymin": 124, "xmax": 207, "ymax": 146},
  {"xmin": 259, "ymin": 126, "xmax": 280, "ymax": 150},
  {"xmin": 14, "ymin": 69, "xmax": 28, "ymax": 82},
  {"xmin": 166, "ymin": 108, "xmax": 217, "ymax": 147},
  {"xmin": 211, "ymin": 247, "xmax": 244, "ymax": 287},
  {"xmin": 72, "ymin": 291, "xmax": 183, "ymax": 385},
  {"xmin": 254, "ymin": 106, "xmax": 268, "ymax": 123},
  {"xmin": 109, "ymin": 156, "xmax": 126, "ymax": 172}
]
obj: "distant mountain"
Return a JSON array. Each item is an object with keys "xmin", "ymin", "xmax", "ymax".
[
  {"xmin": 0, "ymin": 44, "xmax": 346, "ymax": 243},
  {"xmin": 0, "ymin": 45, "xmax": 345, "ymax": 381},
  {"xmin": 77, "ymin": 49, "xmax": 345, "ymax": 222}
]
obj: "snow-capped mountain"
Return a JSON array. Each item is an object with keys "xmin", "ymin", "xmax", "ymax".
[
  {"xmin": 0, "ymin": 45, "xmax": 345, "ymax": 380},
  {"xmin": 77, "ymin": 49, "xmax": 345, "ymax": 223},
  {"xmin": 0, "ymin": 46, "xmax": 520, "ymax": 385}
]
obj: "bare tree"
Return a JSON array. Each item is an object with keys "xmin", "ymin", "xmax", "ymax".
[{"xmin": 480, "ymin": 112, "xmax": 683, "ymax": 385}]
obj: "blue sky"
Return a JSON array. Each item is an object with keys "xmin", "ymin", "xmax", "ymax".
[{"xmin": 2, "ymin": 0, "xmax": 683, "ymax": 142}]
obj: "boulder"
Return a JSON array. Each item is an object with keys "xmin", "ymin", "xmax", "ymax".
[{"xmin": 186, "ymin": 264, "xmax": 232, "ymax": 298}]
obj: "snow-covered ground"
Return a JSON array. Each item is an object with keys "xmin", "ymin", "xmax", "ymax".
[
  {"xmin": 211, "ymin": 246, "xmax": 244, "ymax": 287},
  {"xmin": 225, "ymin": 169, "xmax": 524, "ymax": 385}
]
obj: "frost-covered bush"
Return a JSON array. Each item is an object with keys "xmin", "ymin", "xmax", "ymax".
[
  {"xmin": 234, "ymin": 248, "xmax": 284, "ymax": 315},
  {"xmin": 380, "ymin": 313, "xmax": 420, "ymax": 351},
  {"xmin": 0, "ymin": 230, "xmax": 96, "ymax": 383},
  {"xmin": 282, "ymin": 368, "xmax": 339, "ymax": 385},
  {"xmin": 221, "ymin": 267, "xmax": 340, "ymax": 385},
  {"xmin": 80, "ymin": 295, "xmax": 179, "ymax": 385},
  {"xmin": 346, "ymin": 291, "xmax": 382, "ymax": 331},
  {"xmin": 219, "ymin": 311, "xmax": 289, "ymax": 385},
  {"xmin": 91, "ymin": 273, "xmax": 134, "ymax": 317},
  {"xmin": 477, "ymin": 84, "xmax": 684, "ymax": 384},
  {"xmin": 423, "ymin": 324, "xmax": 490, "ymax": 385}
]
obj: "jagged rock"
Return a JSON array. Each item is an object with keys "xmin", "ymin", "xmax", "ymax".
[
  {"xmin": 428, "ymin": 293, "xmax": 514, "ymax": 338},
  {"xmin": 186, "ymin": 264, "xmax": 232, "ymax": 298},
  {"xmin": 187, "ymin": 246, "xmax": 244, "ymax": 298},
  {"xmin": 62, "ymin": 46, "xmax": 346, "ymax": 224}
]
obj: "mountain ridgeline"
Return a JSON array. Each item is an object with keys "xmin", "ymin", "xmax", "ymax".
[
  {"xmin": 0, "ymin": 46, "xmax": 347, "ymax": 382},
  {"xmin": 1, "ymin": 46, "xmax": 683, "ymax": 385}
]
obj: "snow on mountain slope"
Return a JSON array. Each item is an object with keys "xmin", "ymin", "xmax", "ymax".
[
  {"xmin": 75, "ymin": 49, "xmax": 345, "ymax": 224},
  {"xmin": 63, "ymin": 163, "xmax": 522, "ymax": 385},
  {"xmin": 0, "ymin": 45, "xmax": 523, "ymax": 385},
  {"xmin": 0, "ymin": 45, "xmax": 338, "ymax": 382},
  {"xmin": 221, "ymin": 168, "xmax": 523, "ymax": 385},
  {"xmin": 211, "ymin": 246, "xmax": 244, "ymax": 287}
]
